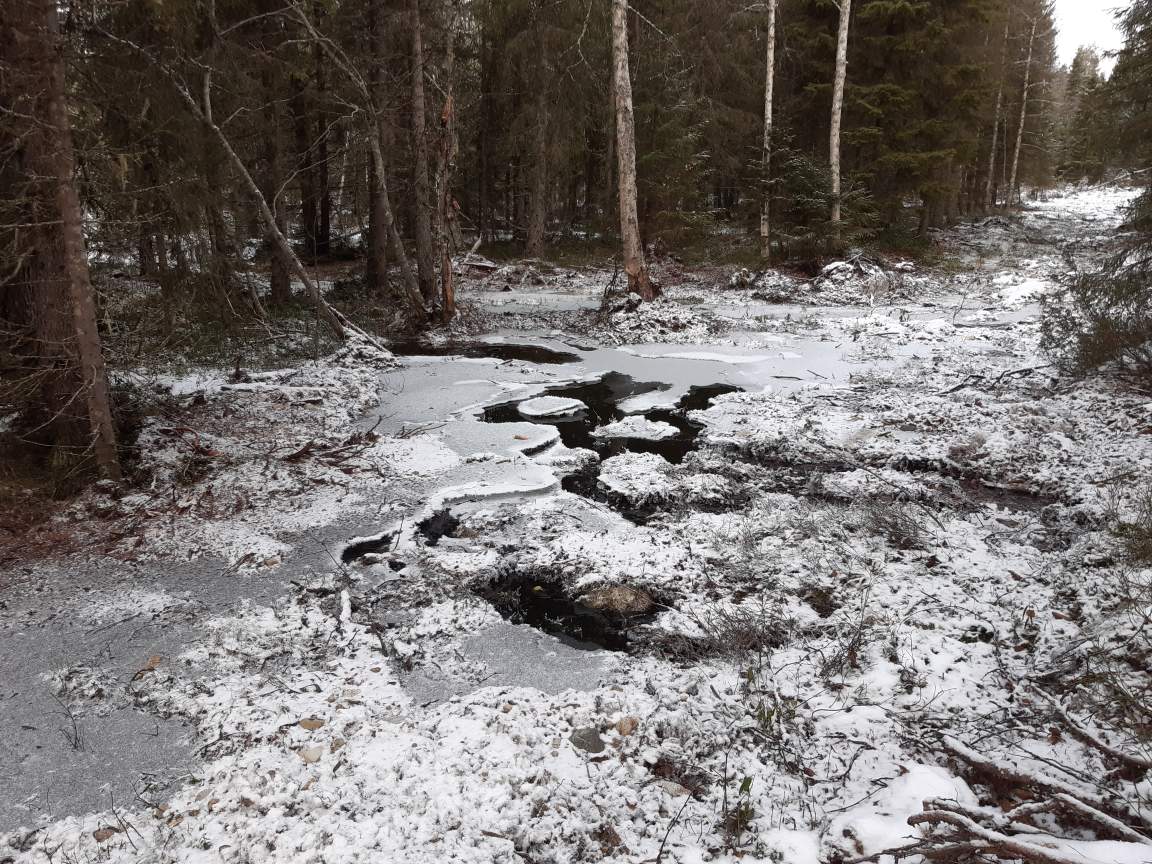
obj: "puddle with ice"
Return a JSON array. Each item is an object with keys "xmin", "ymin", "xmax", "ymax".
[
  {"xmin": 475, "ymin": 572, "xmax": 656, "ymax": 652},
  {"xmin": 482, "ymin": 373, "xmax": 740, "ymax": 465}
]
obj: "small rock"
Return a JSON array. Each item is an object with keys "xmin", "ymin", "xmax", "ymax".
[
  {"xmin": 298, "ymin": 717, "xmax": 325, "ymax": 731},
  {"xmin": 657, "ymin": 781, "xmax": 692, "ymax": 797},
  {"xmin": 615, "ymin": 717, "xmax": 639, "ymax": 736},
  {"xmin": 569, "ymin": 727, "xmax": 606, "ymax": 754},
  {"xmin": 93, "ymin": 826, "xmax": 121, "ymax": 842},
  {"xmin": 298, "ymin": 745, "xmax": 324, "ymax": 764},
  {"xmin": 579, "ymin": 585, "xmax": 655, "ymax": 616}
]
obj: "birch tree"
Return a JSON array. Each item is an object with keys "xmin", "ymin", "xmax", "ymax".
[
  {"xmin": 1008, "ymin": 16, "xmax": 1038, "ymax": 207},
  {"xmin": 610, "ymin": 0, "xmax": 655, "ymax": 301},
  {"xmin": 829, "ymin": 0, "xmax": 852, "ymax": 229},
  {"xmin": 985, "ymin": 15, "xmax": 1011, "ymax": 209},
  {"xmin": 760, "ymin": 0, "xmax": 778, "ymax": 262}
]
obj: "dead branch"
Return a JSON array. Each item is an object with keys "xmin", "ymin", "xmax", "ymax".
[
  {"xmin": 1030, "ymin": 687, "xmax": 1152, "ymax": 773},
  {"xmin": 942, "ymin": 736, "xmax": 1152, "ymax": 833},
  {"xmin": 909, "ymin": 810, "xmax": 1091, "ymax": 864}
]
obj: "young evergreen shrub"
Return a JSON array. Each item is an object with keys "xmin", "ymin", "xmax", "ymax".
[
  {"xmin": 1042, "ymin": 192, "xmax": 1152, "ymax": 379},
  {"xmin": 770, "ymin": 149, "xmax": 878, "ymax": 270}
]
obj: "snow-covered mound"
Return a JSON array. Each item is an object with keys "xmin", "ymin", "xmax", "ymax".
[
  {"xmin": 516, "ymin": 395, "xmax": 586, "ymax": 418},
  {"xmin": 598, "ymin": 452, "xmax": 673, "ymax": 502},
  {"xmin": 592, "ymin": 416, "xmax": 679, "ymax": 440}
]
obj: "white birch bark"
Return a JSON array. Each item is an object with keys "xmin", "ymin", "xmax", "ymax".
[
  {"xmin": 1008, "ymin": 17, "xmax": 1037, "ymax": 208},
  {"xmin": 760, "ymin": 0, "xmax": 778, "ymax": 262},
  {"xmin": 829, "ymin": 0, "xmax": 852, "ymax": 229}
]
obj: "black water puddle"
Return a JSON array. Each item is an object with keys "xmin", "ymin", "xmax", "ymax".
[
  {"xmin": 482, "ymin": 374, "xmax": 741, "ymax": 465},
  {"xmin": 342, "ymin": 532, "xmax": 396, "ymax": 563},
  {"xmin": 476, "ymin": 572, "xmax": 656, "ymax": 652},
  {"xmin": 417, "ymin": 509, "xmax": 461, "ymax": 545},
  {"xmin": 387, "ymin": 339, "xmax": 582, "ymax": 365}
]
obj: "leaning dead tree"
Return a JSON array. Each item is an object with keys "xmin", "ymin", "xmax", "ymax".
[
  {"xmin": 610, "ymin": 0, "xmax": 656, "ymax": 301},
  {"xmin": 96, "ymin": 27, "xmax": 351, "ymax": 339},
  {"xmin": 2, "ymin": 0, "xmax": 121, "ymax": 480}
]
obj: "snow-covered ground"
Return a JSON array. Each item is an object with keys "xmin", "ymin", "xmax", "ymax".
[{"xmin": 4, "ymin": 187, "xmax": 1152, "ymax": 864}]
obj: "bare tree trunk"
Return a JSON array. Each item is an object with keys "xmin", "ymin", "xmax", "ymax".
[
  {"xmin": 759, "ymin": 0, "xmax": 777, "ymax": 263},
  {"xmin": 314, "ymin": 33, "xmax": 332, "ymax": 259},
  {"xmin": 985, "ymin": 15, "xmax": 1010, "ymax": 209},
  {"xmin": 829, "ymin": 0, "xmax": 852, "ymax": 230},
  {"xmin": 433, "ymin": 2, "xmax": 462, "ymax": 322},
  {"xmin": 261, "ymin": 70, "xmax": 292, "ymax": 305},
  {"xmin": 186, "ymin": 72, "xmax": 346, "ymax": 337},
  {"xmin": 410, "ymin": 0, "xmax": 438, "ymax": 305},
  {"xmin": 365, "ymin": 0, "xmax": 390, "ymax": 296},
  {"xmin": 610, "ymin": 0, "xmax": 654, "ymax": 301},
  {"xmin": 283, "ymin": 2, "xmax": 426, "ymax": 324},
  {"xmin": 525, "ymin": 76, "xmax": 549, "ymax": 259},
  {"xmin": 292, "ymin": 89, "xmax": 319, "ymax": 261},
  {"xmin": 3, "ymin": 0, "xmax": 121, "ymax": 480},
  {"xmin": 1008, "ymin": 18, "xmax": 1037, "ymax": 208},
  {"xmin": 603, "ymin": 69, "xmax": 617, "ymax": 226},
  {"xmin": 366, "ymin": 136, "xmax": 427, "ymax": 317}
]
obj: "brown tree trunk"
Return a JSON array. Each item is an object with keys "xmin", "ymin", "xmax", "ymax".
[
  {"xmin": 2, "ymin": 0, "xmax": 121, "ymax": 480},
  {"xmin": 410, "ymin": 0, "xmax": 438, "ymax": 305},
  {"xmin": 262, "ymin": 71, "xmax": 292, "ymax": 305},
  {"xmin": 314, "ymin": 34, "xmax": 332, "ymax": 259},
  {"xmin": 525, "ymin": 77, "xmax": 549, "ymax": 260},
  {"xmin": 365, "ymin": 0, "xmax": 390, "ymax": 296},
  {"xmin": 610, "ymin": 0, "xmax": 654, "ymax": 300},
  {"xmin": 292, "ymin": 89, "xmax": 318, "ymax": 261},
  {"xmin": 433, "ymin": 2, "xmax": 462, "ymax": 322}
]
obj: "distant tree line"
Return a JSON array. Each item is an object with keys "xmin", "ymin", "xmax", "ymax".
[{"xmin": 2, "ymin": 0, "xmax": 1150, "ymax": 481}]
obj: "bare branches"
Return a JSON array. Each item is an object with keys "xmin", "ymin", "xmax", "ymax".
[
  {"xmin": 909, "ymin": 809, "xmax": 1093, "ymax": 864},
  {"xmin": 1030, "ymin": 687, "xmax": 1152, "ymax": 773}
]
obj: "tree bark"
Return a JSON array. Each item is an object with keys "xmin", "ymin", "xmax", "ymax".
[
  {"xmin": 525, "ymin": 70, "xmax": 549, "ymax": 260},
  {"xmin": 610, "ymin": 0, "xmax": 654, "ymax": 300},
  {"xmin": 985, "ymin": 16, "xmax": 1010, "ymax": 209},
  {"xmin": 760, "ymin": 0, "xmax": 777, "ymax": 263},
  {"xmin": 2, "ymin": 0, "xmax": 121, "ymax": 480},
  {"xmin": 829, "ymin": 0, "xmax": 852, "ymax": 229},
  {"xmin": 410, "ymin": 0, "xmax": 438, "ymax": 305},
  {"xmin": 1008, "ymin": 18, "xmax": 1037, "ymax": 208},
  {"xmin": 314, "ymin": 29, "xmax": 332, "ymax": 259},
  {"xmin": 283, "ymin": 2, "xmax": 426, "ymax": 324},
  {"xmin": 261, "ymin": 71, "xmax": 292, "ymax": 305},
  {"xmin": 365, "ymin": 0, "xmax": 390, "ymax": 296},
  {"xmin": 432, "ymin": 3, "xmax": 462, "ymax": 322},
  {"xmin": 179, "ymin": 70, "xmax": 346, "ymax": 338},
  {"xmin": 292, "ymin": 89, "xmax": 319, "ymax": 261}
]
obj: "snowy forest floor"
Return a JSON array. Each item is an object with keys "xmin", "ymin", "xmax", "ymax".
[{"xmin": 3, "ymin": 187, "xmax": 1152, "ymax": 864}]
